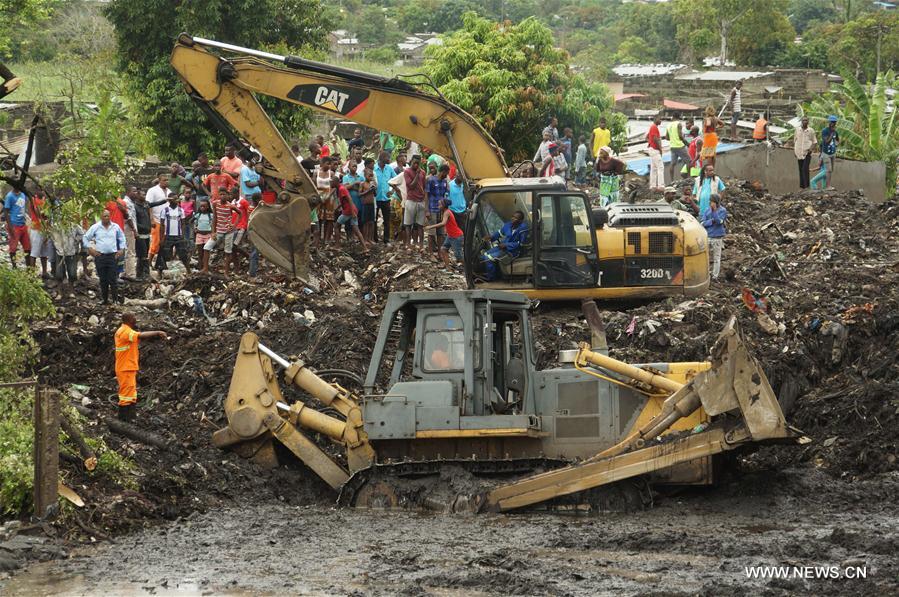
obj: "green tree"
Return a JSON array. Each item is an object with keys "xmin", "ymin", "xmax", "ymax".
[
  {"xmin": 613, "ymin": 36, "xmax": 655, "ymax": 64},
  {"xmin": 424, "ymin": 13, "xmax": 623, "ymax": 161},
  {"xmin": 673, "ymin": 0, "xmax": 795, "ymax": 65},
  {"xmin": 801, "ymin": 70, "xmax": 899, "ymax": 194},
  {"xmin": 105, "ymin": 0, "xmax": 334, "ymax": 160},
  {"xmin": 397, "ymin": 0, "xmax": 440, "ymax": 32},
  {"xmin": 830, "ymin": 12, "xmax": 899, "ymax": 79},
  {"xmin": 48, "ymin": 90, "xmax": 153, "ymax": 231},
  {"xmin": 787, "ymin": 0, "xmax": 832, "ymax": 33},
  {"xmin": 0, "ymin": 0, "xmax": 58, "ymax": 58}
]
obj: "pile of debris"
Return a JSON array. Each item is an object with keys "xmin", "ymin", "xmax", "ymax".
[{"xmin": 15, "ymin": 183, "xmax": 899, "ymax": 554}]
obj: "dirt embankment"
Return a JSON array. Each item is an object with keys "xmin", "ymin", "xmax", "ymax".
[{"xmin": 2, "ymin": 183, "xmax": 897, "ymax": 578}]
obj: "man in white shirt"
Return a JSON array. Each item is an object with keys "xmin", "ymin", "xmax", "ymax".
[
  {"xmin": 121, "ymin": 187, "xmax": 139, "ymax": 279},
  {"xmin": 145, "ymin": 174, "xmax": 170, "ymax": 260},
  {"xmin": 533, "ymin": 131, "xmax": 553, "ymax": 166}
]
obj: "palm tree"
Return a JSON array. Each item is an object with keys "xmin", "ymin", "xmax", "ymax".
[{"xmin": 800, "ymin": 70, "xmax": 898, "ymax": 195}]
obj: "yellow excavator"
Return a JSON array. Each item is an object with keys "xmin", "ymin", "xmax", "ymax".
[
  {"xmin": 170, "ymin": 35, "xmax": 710, "ymax": 301},
  {"xmin": 213, "ymin": 290, "xmax": 805, "ymax": 511}
]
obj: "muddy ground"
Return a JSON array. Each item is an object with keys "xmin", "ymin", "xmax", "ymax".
[
  {"xmin": 1, "ymin": 183, "xmax": 898, "ymax": 594},
  {"xmin": 4, "ymin": 469, "xmax": 897, "ymax": 596}
]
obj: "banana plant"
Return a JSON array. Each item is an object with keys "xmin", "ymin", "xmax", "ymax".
[{"xmin": 800, "ymin": 70, "xmax": 898, "ymax": 195}]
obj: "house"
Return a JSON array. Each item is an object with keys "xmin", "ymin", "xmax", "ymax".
[
  {"xmin": 328, "ymin": 30, "xmax": 361, "ymax": 60},
  {"xmin": 397, "ymin": 34, "xmax": 442, "ymax": 65}
]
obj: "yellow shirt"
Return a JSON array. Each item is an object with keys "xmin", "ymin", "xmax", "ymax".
[{"xmin": 592, "ymin": 127, "xmax": 611, "ymax": 156}]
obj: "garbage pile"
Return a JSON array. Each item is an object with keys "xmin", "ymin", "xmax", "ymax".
[{"xmin": 24, "ymin": 182, "xmax": 899, "ymax": 543}]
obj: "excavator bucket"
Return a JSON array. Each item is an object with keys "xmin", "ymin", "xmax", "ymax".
[{"xmin": 247, "ymin": 196, "xmax": 312, "ymax": 277}]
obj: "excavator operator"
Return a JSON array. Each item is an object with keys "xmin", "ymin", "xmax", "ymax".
[{"xmin": 479, "ymin": 210, "xmax": 529, "ymax": 281}]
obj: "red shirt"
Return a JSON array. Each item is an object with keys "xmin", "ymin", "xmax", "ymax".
[
  {"xmin": 232, "ymin": 198, "xmax": 250, "ymax": 230},
  {"xmin": 445, "ymin": 210, "xmax": 462, "ymax": 239},
  {"xmin": 647, "ymin": 123, "xmax": 661, "ymax": 151},
  {"xmin": 337, "ymin": 185, "xmax": 356, "ymax": 217},
  {"xmin": 206, "ymin": 173, "xmax": 237, "ymax": 202},
  {"xmin": 105, "ymin": 199, "xmax": 125, "ymax": 230},
  {"xmin": 29, "ymin": 196, "xmax": 45, "ymax": 231},
  {"xmin": 320, "ymin": 144, "xmax": 331, "ymax": 157},
  {"xmin": 404, "ymin": 167, "xmax": 426, "ymax": 202}
]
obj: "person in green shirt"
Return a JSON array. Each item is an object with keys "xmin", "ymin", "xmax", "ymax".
[
  {"xmin": 169, "ymin": 162, "xmax": 186, "ymax": 196},
  {"xmin": 666, "ymin": 114, "xmax": 690, "ymax": 182},
  {"xmin": 379, "ymin": 131, "xmax": 396, "ymax": 156}
]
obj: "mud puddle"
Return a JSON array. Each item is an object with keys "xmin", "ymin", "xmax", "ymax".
[{"xmin": 3, "ymin": 469, "xmax": 897, "ymax": 596}]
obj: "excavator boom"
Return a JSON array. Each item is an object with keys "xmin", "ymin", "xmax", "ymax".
[{"xmin": 170, "ymin": 35, "xmax": 507, "ymax": 275}]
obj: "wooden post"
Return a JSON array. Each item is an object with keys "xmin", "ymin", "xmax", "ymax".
[{"xmin": 33, "ymin": 386, "xmax": 60, "ymax": 519}]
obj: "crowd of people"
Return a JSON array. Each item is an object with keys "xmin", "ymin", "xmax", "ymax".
[
  {"xmin": 0, "ymin": 146, "xmax": 270, "ymax": 303},
  {"xmin": 1, "ymin": 100, "xmax": 843, "ymax": 298}
]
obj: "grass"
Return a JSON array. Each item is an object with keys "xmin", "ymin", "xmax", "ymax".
[
  {"xmin": 6, "ymin": 56, "xmax": 419, "ymax": 105},
  {"xmin": 6, "ymin": 59, "xmax": 116, "ymax": 104}
]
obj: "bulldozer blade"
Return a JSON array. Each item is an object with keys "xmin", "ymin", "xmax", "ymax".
[
  {"xmin": 247, "ymin": 196, "xmax": 311, "ymax": 277},
  {"xmin": 693, "ymin": 316, "xmax": 793, "ymax": 442}
]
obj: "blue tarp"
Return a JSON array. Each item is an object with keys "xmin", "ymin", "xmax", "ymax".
[{"xmin": 625, "ymin": 142, "xmax": 745, "ymax": 176}]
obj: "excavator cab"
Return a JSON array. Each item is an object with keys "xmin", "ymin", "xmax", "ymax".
[
  {"xmin": 463, "ymin": 179, "xmax": 710, "ymax": 301},
  {"xmin": 464, "ymin": 179, "xmax": 600, "ymax": 292}
]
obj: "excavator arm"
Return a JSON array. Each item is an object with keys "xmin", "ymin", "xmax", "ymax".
[{"xmin": 170, "ymin": 35, "xmax": 507, "ymax": 274}]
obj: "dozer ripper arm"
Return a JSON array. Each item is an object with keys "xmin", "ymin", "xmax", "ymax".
[
  {"xmin": 212, "ymin": 333, "xmax": 376, "ymax": 488},
  {"xmin": 478, "ymin": 317, "xmax": 806, "ymax": 512},
  {"xmin": 170, "ymin": 35, "xmax": 507, "ymax": 274}
]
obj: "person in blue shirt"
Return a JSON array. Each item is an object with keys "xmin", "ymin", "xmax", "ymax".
[
  {"xmin": 2, "ymin": 188, "xmax": 30, "ymax": 268},
  {"xmin": 373, "ymin": 151, "xmax": 395, "ymax": 244},
  {"xmin": 821, "ymin": 115, "xmax": 839, "ymax": 188},
  {"xmin": 342, "ymin": 159, "xmax": 365, "ymax": 217},
  {"xmin": 239, "ymin": 157, "xmax": 261, "ymax": 199},
  {"xmin": 447, "ymin": 175, "xmax": 467, "ymax": 231},
  {"xmin": 692, "ymin": 164, "xmax": 726, "ymax": 215},
  {"xmin": 426, "ymin": 164, "xmax": 449, "ymax": 254},
  {"xmin": 83, "ymin": 209, "xmax": 126, "ymax": 304},
  {"xmin": 479, "ymin": 210, "xmax": 529, "ymax": 281},
  {"xmin": 700, "ymin": 195, "xmax": 727, "ymax": 281}
]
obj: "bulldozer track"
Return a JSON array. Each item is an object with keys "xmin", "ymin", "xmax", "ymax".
[{"xmin": 337, "ymin": 457, "xmax": 653, "ymax": 513}]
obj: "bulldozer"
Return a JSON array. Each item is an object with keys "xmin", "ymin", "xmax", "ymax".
[
  {"xmin": 213, "ymin": 290, "xmax": 805, "ymax": 512},
  {"xmin": 170, "ymin": 35, "xmax": 710, "ymax": 301}
]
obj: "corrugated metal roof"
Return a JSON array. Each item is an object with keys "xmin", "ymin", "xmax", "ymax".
[
  {"xmin": 676, "ymin": 70, "xmax": 773, "ymax": 81},
  {"xmin": 613, "ymin": 64, "xmax": 687, "ymax": 77}
]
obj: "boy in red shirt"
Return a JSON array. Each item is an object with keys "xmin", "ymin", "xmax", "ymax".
[
  {"xmin": 425, "ymin": 199, "xmax": 464, "ymax": 270},
  {"xmin": 332, "ymin": 176, "xmax": 369, "ymax": 252}
]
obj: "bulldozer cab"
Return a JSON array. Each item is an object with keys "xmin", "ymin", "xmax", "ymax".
[
  {"xmin": 363, "ymin": 291, "xmax": 536, "ymax": 425},
  {"xmin": 464, "ymin": 179, "xmax": 599, "ymax": 290}
]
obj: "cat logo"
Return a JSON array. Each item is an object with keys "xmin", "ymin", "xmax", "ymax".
[{"xmin": 287, "ymin": 84, "xmax": 370, "ymax": 117}]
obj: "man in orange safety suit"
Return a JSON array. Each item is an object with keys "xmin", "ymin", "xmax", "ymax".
[{"xmin": 115, "ymin": 312, "xmax": 169, "ymax": 421}]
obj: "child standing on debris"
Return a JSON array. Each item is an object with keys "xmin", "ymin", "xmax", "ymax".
[
  {"xmin": 574, "ymin": 135, "xmax": 588, "ymax": 186},
  {"xmin": 424, "ymin": 199, "xmax": 464, "ymax": 271},
  {"xmin": 194, "ymin": 200, "xmax": 214, "ymax": 273},
  {"xmin": 810, "ymin": 153, "xmax": 828, "ymax": 190},
  {"xmin": 332, "ymin": 176, "xmax": 369, "ymax": 252},
  {"xmin": 700, "ymin": 195, "xmax": 727, "ymax": 281},
  {"xmin": 359, "ymin": 166, "xmax": 377, "ymax": 243}
]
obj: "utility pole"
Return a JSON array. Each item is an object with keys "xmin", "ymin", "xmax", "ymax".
[{"xmin": 876, "ymin": 24, "xmax": 882, "ymax": 76}]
